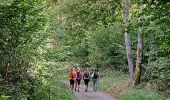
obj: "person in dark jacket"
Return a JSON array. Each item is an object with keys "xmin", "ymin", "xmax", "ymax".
[
  {"xmin": 83, "ymin": 68, "xmax": 90, "ymax": 92},
  {"xmin": 75, "ymin": 67, "xmax": 82, "ymax": 92},
  {"xmin": 91, "ymin": 68, "xmax": 99, "ymax": 92}
]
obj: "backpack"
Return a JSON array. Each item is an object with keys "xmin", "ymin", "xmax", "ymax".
[
  {"xmin": 76, "ymin": 72, "xmax": 81, "ymax": 80},
  {"xmin": 93, "ymin": 71, "xmax": 99, "ymax": 79},
  {"xmin": 71, "ymin": 72, "xmax": 74, "ymax": 78},
  {"xmin": 84, "ymin": 72, "xmax": 90, "ymax": 79}
]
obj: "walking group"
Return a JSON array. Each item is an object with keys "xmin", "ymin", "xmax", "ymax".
[{"xmin": 69, "ymin": 67, "xmax": 99, "ymax": 92}]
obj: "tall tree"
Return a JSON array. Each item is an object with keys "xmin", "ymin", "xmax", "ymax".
[
  {"xmin": 134, "ymin": 0, "xmax": 144, "ymax": 85},
  {"xmin": 124, "ymin": 0, "xmax": 134, "ymax": 79}
]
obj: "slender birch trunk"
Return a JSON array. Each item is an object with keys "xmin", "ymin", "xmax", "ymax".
[
  {"xmin": 134, "ymin": 0, "xmax": 144, "ymax": 85},
  {"xmin": 124, "ymin": 0, "xmax": 134, "ymax": 79}
]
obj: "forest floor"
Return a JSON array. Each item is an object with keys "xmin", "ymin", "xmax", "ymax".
[{"xmin": 62, "ymin": 81, "xmax": 114, "ymax": 100}]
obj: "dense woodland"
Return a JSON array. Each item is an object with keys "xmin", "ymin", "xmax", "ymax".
[{"xmin": 0, "ymin": 0, "xmax": 170, "ymax": 100}]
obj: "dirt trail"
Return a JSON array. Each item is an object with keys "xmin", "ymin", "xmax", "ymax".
[{"xmin": 63, "ymin": 81, "xmax": 114, "ymax": 100}]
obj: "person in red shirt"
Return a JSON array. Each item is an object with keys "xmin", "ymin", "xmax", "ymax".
[
  {"xmin": 69, "ymin": 68, "xmax": 77, "ymax": 91},
  {"xmin": 75, "ymin": 67, "xmax": 82, "ymax": 92}
]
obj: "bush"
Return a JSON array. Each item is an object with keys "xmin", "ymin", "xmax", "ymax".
[
  {"xmin": 118, "ymin": 89, "xmax": 166, "ymax": 100},
  {"xmin": 89, "ymin": 24, "xmax": 126, "ymax": 70},
  {"xmin": 145, "ymin": 57, "xmax": 170, "ymax": 91}
]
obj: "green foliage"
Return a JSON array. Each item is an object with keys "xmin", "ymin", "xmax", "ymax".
[
  {"xmin": 99, "ymin": 69, "xmax": 129, "ymax": 91},
  {"xmin": 146, "ymin": 57, "xmax": 170, "ymax": 90},
  {"xmin": 59, "ymin": 0, "xmax": 122, "ymax": 30},
  {"xmin": 0, "ymin": 0, "xmax": 170, "ymax": 99},
  {"xmin": 118, "ymin": 89, "xmax": 166, "ymax": 100},
  {"xmin": 139, "ymin": 1, "xmax": 170, "ymax": 91},
  {"xmin": 0, "ymin": 0, "xmax": 75, "ymax": 99},
  {"xmin": 89, "ymin": 24, "xmax": 126, "ymax": 69},
  {"xmin": 0, "ymin": 95, "xmax": 9, "ymax": 100},
  {"xmin": 28, "ymin": 64, "xmax": 75, "ymax": 100},
  {"xmin": 56, "ymin": 0, "xmax": 124, "ymax": 65}
]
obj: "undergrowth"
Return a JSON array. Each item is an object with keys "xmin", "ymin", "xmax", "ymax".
[{"xmin": 99, "ymin": 68, "xmax": 168, "ymax": 100}]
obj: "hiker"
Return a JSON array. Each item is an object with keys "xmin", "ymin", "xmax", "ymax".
[
  {"xmin": 83, "ymin": 68, "xmax": 90, "ymax": 92},
  {"xmin": 69, "ymin": 68, "xmax": 77, "ymax": 91},
  {"xmin": 75, "ymin": 67, "xmax": 82, "ymax": 92},
  {"xmin": 91, "ymin": 68, "xmax": 99, "ymax": 92}
]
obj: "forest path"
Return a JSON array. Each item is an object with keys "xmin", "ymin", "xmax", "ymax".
[{"xmin": 62, "ymin": 81, "xmax": 115, "ymax": 100}]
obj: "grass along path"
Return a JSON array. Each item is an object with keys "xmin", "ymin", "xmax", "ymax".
[{"xmin": 98, "ymin": 69, "xmax": 167, "ymax": 100}]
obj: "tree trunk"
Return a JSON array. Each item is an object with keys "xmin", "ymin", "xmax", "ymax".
[
  {"xmin": 124, "ymin": 0, "xmax": 134, "ymax": 79},
  {"xmin": 134, "ymin": 0, "xmax": 144, "ymax": 85}
]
